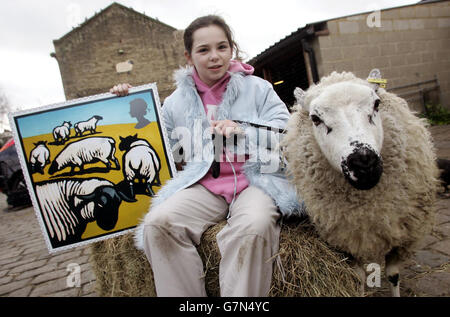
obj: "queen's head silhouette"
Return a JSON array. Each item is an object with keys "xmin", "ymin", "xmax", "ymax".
[{"xmin": 129, "ymin": 98, "xmax": 150, "ymax": 129}]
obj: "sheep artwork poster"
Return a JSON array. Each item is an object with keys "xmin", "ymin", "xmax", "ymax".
[{"xmin": 9, "ymin": 83, "xmax": 176, "ymax": 253}]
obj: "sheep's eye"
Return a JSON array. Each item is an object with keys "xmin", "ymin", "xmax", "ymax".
[
  {"xmin": 374, "ymin": 99, "xmax": 380, "ymax": 112},
  {"xmin": 311, "ymin": 115, "xmax": 322, "ymax": 126},
  {"xmin": 98, "ymin": 195, "xmax": 108, "ymax": 205}
]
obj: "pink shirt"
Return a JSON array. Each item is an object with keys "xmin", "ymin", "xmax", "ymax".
[{"xmin": 194, "ymin": 60, "xmax": 254, "ymax": 203}]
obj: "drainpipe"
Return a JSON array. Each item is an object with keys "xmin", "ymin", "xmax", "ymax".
[{"xmin": 301, "ymin": 38, "xmax": 319, "ymax": 84}]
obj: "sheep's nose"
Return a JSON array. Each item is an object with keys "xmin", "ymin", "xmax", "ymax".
[
  {"xmin": 347, "ymin": 149, "xmax": 380, "ymax": 173},
  {"xmin": 343, "ymin": 147, "xmax": 383, "ymax": 190}
]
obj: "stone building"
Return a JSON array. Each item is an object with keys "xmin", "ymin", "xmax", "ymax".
[
  {"xmin": 249, "ymin": 0, "xmax": 450, "ymax": 112},
  {"xmin": 52, "ymin": 2, "xmax": 186, "ymax": 101}
]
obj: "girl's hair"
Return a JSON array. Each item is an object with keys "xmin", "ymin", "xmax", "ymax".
[{"xmin": 183, "ymin": 15, "xmax": 244, "ymax": 61}]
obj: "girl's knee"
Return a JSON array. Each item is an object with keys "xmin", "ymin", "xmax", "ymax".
[
  {"xmin": 240, "ymin": 212, "xmax": 278, "ymax": 237},
  {"xmin": 144, "ymin": 205, "xmax": 171, "ymax": 229}
]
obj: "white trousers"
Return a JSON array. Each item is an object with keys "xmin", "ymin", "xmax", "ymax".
[{"xmin": 142, "ymin": 184, "xmax": 281, "ymax": 297}]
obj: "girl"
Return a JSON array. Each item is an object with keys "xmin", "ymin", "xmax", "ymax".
[{"xmin": 111, "ymin": 15, "xmax": 300, "ymax": 297}]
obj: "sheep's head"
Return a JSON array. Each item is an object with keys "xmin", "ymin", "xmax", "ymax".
[
  {"xmin": 119, "ymin": 134, "xmax": 139, "ymax": 151},
  {"xmin": 75, "ymin": 185, "xmax": 136, "ymax": 230},
  {"xmin": 33, "ymin": 140, "xmax": 47, "ymax": 147},
  {"xmin": 294, "ymin": 71, "xmax": 384, "ymax": 190}
]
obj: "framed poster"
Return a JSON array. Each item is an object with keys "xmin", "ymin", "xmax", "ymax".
[{"xmin": 9, "ymin": 83, "xmax": 176, "ymax": 253}]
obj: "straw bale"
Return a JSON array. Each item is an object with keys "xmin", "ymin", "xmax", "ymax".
[{"xmin": 90, "ymin": 219, "xmax": 360, "ymax": 297}]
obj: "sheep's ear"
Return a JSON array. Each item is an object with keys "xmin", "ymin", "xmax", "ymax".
[
  {"xmin": 117, "ymin": 190, "xmax": 137, "ymax": 203},
  {"xmin": 76, "ymin": 192, "xmax": 96, "ymax": 201},
  {"xmin": 367, "ymin": 68, "xmax": 387, "ymax": 91},
  {"xmin": 294, "ymin": 87, "xmax": 309, "ymax": 112},
  {"xmin": 294, "ymin": 87, "xmax": 305, "ymax": 104}
]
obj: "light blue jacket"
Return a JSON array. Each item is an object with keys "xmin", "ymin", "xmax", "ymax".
[{"xmin": 134, "ymin": 66, "xmax": 304, "ymax": 250}]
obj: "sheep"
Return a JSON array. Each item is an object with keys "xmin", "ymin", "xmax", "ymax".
[
  {"xmin": 437, "ymin": 158, "xmax": 450, "ymax": 195},
  {"xmin": 282, "ymin": 70, "xmax": 439, "ymax": 297},
  {"xmin": 53, "ymin": 121, "xmax": 72, "ymax": 144},
  {"xmin": 48, "ymin": 137, "xmax": 120, "ymax": 175},
  {"xmin": 74, "ymin": 115, "xmax": 103, "ymax": 137},
  {"xmin": 35, "ymin": 177, "xmax": 136, "ymax": 247},
  {"xmin": 29, "ymin": 141, "xmax": 50, "ymax": 174},
  {"xmin": 118, "ymin": 134, "xmax": 161, "ymax": 198}
]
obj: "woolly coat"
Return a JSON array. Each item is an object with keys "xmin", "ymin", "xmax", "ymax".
[
  {"xmin": 30, "ymin": 144, "xmax": 50, "ymax": 168},
  {"xmin": 51, "ymin": 137, "xmax": 116, "ymax": 171},
  {"xmin": 283, "ymin": 72, "xmax": 440, "ymax": 262},
  {"xmin": 36, "ymin": 178, "xmax": 114, "ymax": 242},
  {"xmin": 123, "ymin": 140, "xmax": 160, "ymax": 183},
  {"xmin": 134, "ymin": 67, "xmax": 303, "ymax": 250}
]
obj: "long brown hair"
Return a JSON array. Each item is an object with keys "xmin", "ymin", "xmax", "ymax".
[{"xmin": 183, "ymin": 15, "xmax": 244, "ymax": 61}]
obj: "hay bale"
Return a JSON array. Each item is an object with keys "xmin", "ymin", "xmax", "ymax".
[{"xmin": 90, "ymin": 219, "xmax": 360, "ymax": 297}]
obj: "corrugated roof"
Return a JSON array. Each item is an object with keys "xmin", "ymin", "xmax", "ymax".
[{"xmin": 248, "ymin": 24, "xmax": 313, "ymax": 65}]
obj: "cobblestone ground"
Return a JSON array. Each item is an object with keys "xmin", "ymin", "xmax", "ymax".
[
  {"xmin": 0, "ymin": 198, "xmax": 96, "ymax": 297},
  {"xmin": 0, "ymin": 125, "xmax": 448, "ymax": 297}
]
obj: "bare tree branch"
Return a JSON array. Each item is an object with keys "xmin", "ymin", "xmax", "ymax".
[{"xmin": 0, "ymin": 87, "xmax": 15, "ymax": 132}]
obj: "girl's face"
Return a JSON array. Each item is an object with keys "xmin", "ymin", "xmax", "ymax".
[{"xmin": 185, "ymin": 25, "xmax": 233, "ymax": 87}]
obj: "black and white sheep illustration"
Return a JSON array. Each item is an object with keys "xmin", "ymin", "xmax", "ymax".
[
  {"xmin": 283, "ymin": 70, "xmax": 439, "ymax": 297},
  {"xmin": 74, "ymin": 115, "xmax": 103, "ymax": 137},
  {"xmin": 35, "ymin": 178, "xmax": 136, "ymax": 247},
  {"xmin": 29, "ymin": 141, "xmax": 50, "ymax": 174},
  {"xmin": 52, "ymin": 121, "xmax": 72, "ymax": 144},
  {"xmin": 48, "ymin": 137, "xmax": 120, "ymax": 175},
  {"xmin": 119, "ymin": 134, "xmax": 161, "ymax": 198}
]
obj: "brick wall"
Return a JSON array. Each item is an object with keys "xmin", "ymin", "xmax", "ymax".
[
  {"xmin": 314, "ymin": 1, "xmax": 450, "ymax": 111},
  {"xmin": 53, "ymin": 4, "xmax": 186, "ymax": 102}
]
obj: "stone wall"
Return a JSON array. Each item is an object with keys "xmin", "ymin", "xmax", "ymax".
[
  {"xmin": 53, "ymin": 4, "xmax": 186, "ymax": 102},
  {"xmin": 314, "ymin": 1, "xmax": 450, "ymax": 111}
]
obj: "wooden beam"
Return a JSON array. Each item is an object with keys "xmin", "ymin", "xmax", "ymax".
[
  {"xmin": 262, "ymin": 67, "xmax": 272, "ymax": 83},
  {"xmin": 303, "ymin": 49, "xmax": 313, "ymax": 87}
]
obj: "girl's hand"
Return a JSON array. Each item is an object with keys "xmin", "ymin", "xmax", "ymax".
[
  {"xmin": 211, "ymin": 120, "xmax": 242, "ymax": 138},
  {"xmin": 110, "ymin": 83, "xmax": 132, "ymax": 96}
]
